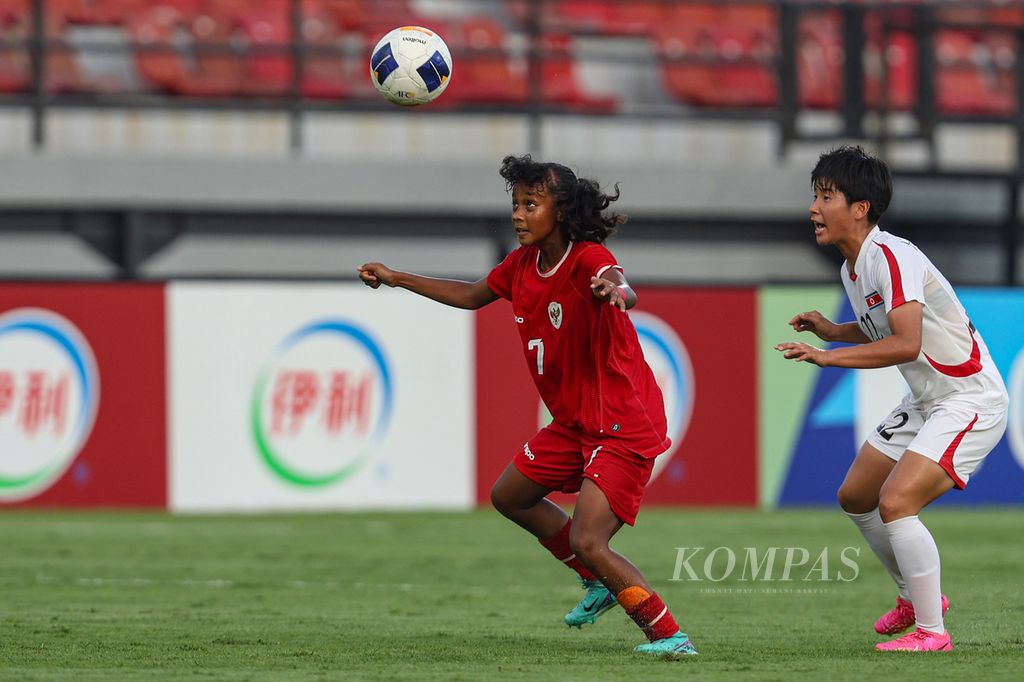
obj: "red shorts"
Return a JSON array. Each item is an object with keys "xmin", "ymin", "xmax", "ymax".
[{"xmin": 513, "ymin": 421, "xmax": 655, "ymax": 526}]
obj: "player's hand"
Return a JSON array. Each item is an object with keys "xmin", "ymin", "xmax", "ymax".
[
  {"xmin": 590, "ymin": 276, "xmax": 627, "ymax": 312},
  {"xmin": 788, "ymin": 310, "xmax": 836, "ymax": 341},
  {"xmin": 357, "ymin": 262, "xmax": 397, "ymax": 289},
  {"xmin": 774, "ymin": 341, "xmax": 830, "ymax": 367}
]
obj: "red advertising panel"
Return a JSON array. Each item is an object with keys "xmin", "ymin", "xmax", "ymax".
[
  {"xmin": 475, "ymin": 287, "xmax": 757, "ymax": 508},
  {"xmin": 0, "ymin": 283, "xmax": 166, "ymax": 507}
]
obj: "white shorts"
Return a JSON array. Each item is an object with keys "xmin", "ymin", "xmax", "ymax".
[{"xmin": 866, "ymin": 398, "xmax": 1008, "ymax": 489}]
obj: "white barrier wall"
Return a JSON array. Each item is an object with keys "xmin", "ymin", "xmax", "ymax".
[{"xmin": 168, "ymin": 282, "xmax": 474, "ymax": 512}]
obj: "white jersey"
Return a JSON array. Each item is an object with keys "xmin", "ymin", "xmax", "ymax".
[{"xmin": 841, "ymin": 226, "xmax": 1008, "ymax": 414}]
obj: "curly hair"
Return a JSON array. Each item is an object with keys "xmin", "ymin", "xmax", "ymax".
[{"xmin": 499, "ymin": 154, "xmax": 625, "ymax": 243}]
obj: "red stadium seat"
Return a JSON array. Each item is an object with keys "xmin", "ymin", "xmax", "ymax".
[
  {"xmin": 539, "ymin": 33, "xmax": 618, "ymax": 112},
  {"xmin": 935, "ymin": 29, "xmax": 1015, "ymax": 116},
  {"xmin": 655, "ymin": 21, "xmax": 718, "ymax": 106},
  {"xmin": 29, "ymin": 6, "xmax": 84, "ymax": 93},
  {"xmin": 547, "ymin": 0, "xmax": 668, "ymax": 37},
  {"xmin": 235, "ymin": 8, "xmax": 293, "ymax": 96},
  {"xmin": 721, "ymin": 4, "xmax": 777, "ymax": 32},
  {"xmin": 130, "ymin": 5, "xmax": 244, "ymax": 97},
  {"xmin": 614, "ymin": 2, "xmax": 668, "ymax": 35},
  {"xmin": 128, "ymin": 6, "xmax": 189, "ymax": 93},
  {"xmin": 0, "ymin": 4, "xmax": 30, "ymax": 93},
  {"xmin": 546, "ymin": 0, "xmax": 616, "ymax": 32},
  {"xmin": 316, "ymin": 0, "xmax": 364, "ymax": 31},
  {"xmin": 864, "ymin": 29, "xmax": 917, "ymax": 112},
  {"xmin": 186, "ymin": 10, "xmax": 246, "ymax": 96},
  {"xmin": 298, "ymin": 1, "xmax": 349, "ymax": 100},
  {"xmin": 705, "ymin": 26, "xmax": 777, "ymax": 107},
  {"xmin": 445, "ymin": 18, "xmax": 528, "ymax": 105},
  {"xmin": 0, "ymin": 0, "xmax": 29, "ymax": 24},
  {"xmin": 796, "ymin": 10, "xmax": 842, "ymax": 110}
]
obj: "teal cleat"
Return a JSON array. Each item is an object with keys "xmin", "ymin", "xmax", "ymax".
[
  {"xmin": 634, "ymin": 631, "xmax": 698, "ymax": 657},
  {"xmin": 564, "ymin": 578, "xmax": 617, "ymax": 628}
]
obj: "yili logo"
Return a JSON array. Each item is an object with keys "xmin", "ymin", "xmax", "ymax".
[
  {"xmin": 1007, "ymin": 348, "xmax": 1024, "ymax": 472},
  {"xmin": 250, "ymin": 319, "xmax": 394, "ymax": 487},
  {"xmin": 632, "ymin": 312, "xmax": 694, "ymax": 483},
  {"xmin": 0, "ymin": 308, "xmax": 99, "ymax": 502}
]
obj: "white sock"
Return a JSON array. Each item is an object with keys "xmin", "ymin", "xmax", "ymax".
[
  {"xmin": 885, "ymin": 515, "xmax": 944, "ymax": 634},
  {"xmin": 846, "ymin": 509, "xmax": 910, "ymax": 600}
]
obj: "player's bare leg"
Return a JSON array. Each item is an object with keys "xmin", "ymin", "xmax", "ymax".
[
  {"xmin": 569, "ymin": 479, "xmax": 643, "ymax": 592},
  {"xmin": 490, "ymin": 463, "xmax": 565, "ymax": 539},
  {"xmin": 838, "ymin": 443, "xmax": 895, "ymax": 514},
  {"xmin": 571, "ymin": 480, "xmax": 696, "ymax": 656},
  {"xmin": 875, "ymin": 451, "xmax": 955, "ymax": 651},
  {"xmin": 489, "ymin": 462, "xmax": 607, "ymax": 623}
]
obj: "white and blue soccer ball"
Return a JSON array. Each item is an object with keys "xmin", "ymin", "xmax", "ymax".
[{"xmin": 370, "ymin": 26, "xmax": 452, "ymax": 106}]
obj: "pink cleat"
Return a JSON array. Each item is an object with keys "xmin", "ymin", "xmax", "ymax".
[
  {"xmin": 875, "ymin": 628, "xmax": 952, "ymax": 652},
  {"xmin": 874, "ymin": 595, "xmax": 950, "ymax": 635}
]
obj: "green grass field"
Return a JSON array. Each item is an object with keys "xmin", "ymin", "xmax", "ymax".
[{"xmin": 1, "ymin": 508, "xmax": 1021, "ymax": 681}]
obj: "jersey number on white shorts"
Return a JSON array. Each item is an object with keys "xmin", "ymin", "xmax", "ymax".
[{"xmin": 876, "ymin": 411, "xmax": 910, "ymax": 441}]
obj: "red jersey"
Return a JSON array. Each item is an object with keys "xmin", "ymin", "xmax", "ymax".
[{"xmin": 486, "ymin": 241, "xmax": 671, "ymax": 458}]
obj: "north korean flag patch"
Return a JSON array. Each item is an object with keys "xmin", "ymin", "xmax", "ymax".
[{"xmin": 865, "ymin": 291, "xmax": 884, "ymax": 309}]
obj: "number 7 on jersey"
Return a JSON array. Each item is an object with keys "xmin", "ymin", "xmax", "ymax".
[{"xmin": 528, "ymin": 338, "xmax": 544, "ymax": 375}]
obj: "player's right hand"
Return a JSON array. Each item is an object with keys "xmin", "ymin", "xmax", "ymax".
[
  {"xmin": 788, "ymin": 310, "xmax": 835, "ymax": 341},
  {"xmin": 357, "ymin": 262, "xmax": 395, "ymax": 289}
]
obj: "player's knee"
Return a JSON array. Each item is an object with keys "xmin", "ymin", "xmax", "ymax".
[
  {"xmin": 568, "ymin": 529, "xmax": 606, "ymax": 562},
  {"xmin": 489, "ymin": 481, "xmax": 515, "ymax": 516},
  {"xmin": 877, "ymin": 490, "xmax": 914, "ymax": 523},
  {"xmin": 837, "ymin": 484, "xmax": 875, "ymax": 514}
]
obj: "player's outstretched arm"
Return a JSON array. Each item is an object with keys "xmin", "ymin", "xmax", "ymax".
[
  {"xmin": 590, "ymin": 268, "xmax": 635, "ymax": 312},
  {"xmin": 788, "ymin": 310, "xmax": 870, "ymax": 344},
  {"xmin": 776, "ymin": 302, "xmax": 922, "ymax": 368},
  {"xmin": 357, "ymin": 262, "xmax": 498, "ymax": 310}
]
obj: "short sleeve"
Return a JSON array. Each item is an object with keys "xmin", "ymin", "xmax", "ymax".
[
  {"xmin": 486, "ymin": 248, "xmax": 521, "ymax": 301},
  {"xmin": 870, "ymin": 241, "xmax": 924, "ymax": 312},
  {"xmin": 574, "ymin": 243, "xmax": 621, "ymax": 293}
]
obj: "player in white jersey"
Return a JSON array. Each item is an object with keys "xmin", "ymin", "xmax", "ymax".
[{"xmin": 775, "ymin": 146, "xmax": 1009, "ymax": 653}]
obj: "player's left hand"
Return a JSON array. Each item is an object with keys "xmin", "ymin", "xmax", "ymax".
[
  {"xmin": 775, "ymin": 341, "xmax": 830, "ymax": 367},
  {"xmin": 590, "ymin": 276, "xmax": 627, "ymax": 311}
]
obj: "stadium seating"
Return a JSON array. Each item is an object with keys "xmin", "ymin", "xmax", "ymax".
[
  {"xmin": 443, "ymin": 17, "xmax": 527, "ymax": 105},
  {"xmin": 235, "ymin": 6, "xmax": 293, "ymax": 96},
  {"xmin": 0, "ymin": 0, "xmax": 1016, "ymax": 117},
  {"xmin": 538, "ymin": 33, "xmax": 618, "ymax": 111},
  {"xmin": 934, "ymin": 28, "xmax": 1015, "ymax": 116},
  {"xmin": 0, "ymin": 2, "xmax": 30, "ymax": 93},
  {"xmin": 297, "ymin": 0, "xmax": 349, "ymax": 99}
]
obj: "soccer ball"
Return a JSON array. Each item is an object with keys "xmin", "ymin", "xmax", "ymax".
[{"xmin": 370, "ymin": 26, "xmax": 453, "ymax": 106}]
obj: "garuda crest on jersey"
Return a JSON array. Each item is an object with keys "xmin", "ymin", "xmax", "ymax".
[{"xmin": 547, "ymin": 301, "xmax": 563, "ymax": 329}]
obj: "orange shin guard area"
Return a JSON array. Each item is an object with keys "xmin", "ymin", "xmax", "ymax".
[{"xmin": 616, "ymin": 586, "xmax": 651, "ymax": 611}]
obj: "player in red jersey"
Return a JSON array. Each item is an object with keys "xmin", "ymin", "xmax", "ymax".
[{"xmin": 358, "ymin": 154, "xmax": 696, "ymax": 657}]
